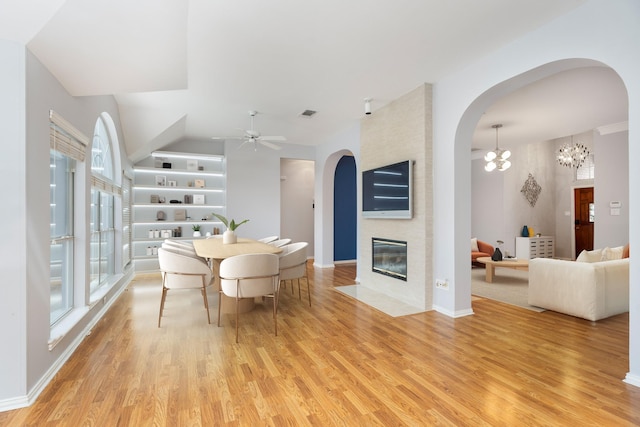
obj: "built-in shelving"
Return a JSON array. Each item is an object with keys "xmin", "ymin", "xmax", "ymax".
[{"xmin": 133, "ymin": 151, "xmax": 226, "ymax": 271}]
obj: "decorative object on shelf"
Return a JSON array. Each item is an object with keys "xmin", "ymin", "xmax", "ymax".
[
  {"xmin": 155, "ymin": 175, "xmax": 166, "ymax": 186},
  {"xmin": 174, "ymin": 209, "xmax": 186, "ymax": 221},
  {"xmin": 557, "ymin": 135, "xmax": 590, "ymax": 169},
  {"xmin": 157, "ymin": 211, "xmax": 166, "ymax": 221},
  {"xmin": 187, "ymin": 159, "xmax": 198, "ymax": 171},
  {"xmin": 491, "ymin": 240, "xmax": 504, "ymax": 261},
  {"xmin": 520, "ymin": 173, "xmax": 541, "ymax": 207},
  {"xmin": 193, "ymin": 194, "xmax": 205, "ymax": 205},
  {"xmin": 184, "ymin": 194, "xmax": 193, "ymax": 204},
  {"xmin": 521, "ymin": 225, "xmax": 529, "ymax": 237},
  {"xmin": 192, "ymin": 224, "xmax": 201, "ymax": 237},
  {"xmin": 212, "ymin": 213, "xmax": 249, "ymax": 245},
  {"xmin": 150, "ymin": 194, "xmax": 159, "ymax": 203},
  {"xmin": 168, "ymin": 180, "xmax": 177, "ymax": 187},
  {"xmin": 162, "ymin": 162, "xmax": 172, "ymax": 169},
  {"xmin": 528, "ymin": 226, "xmax": 535, "ymax": 237},
  {"xmin": 484, "ymin": 124, "xmax": 511, "ymax": 172},
  {"xmin": 194, "ymin": 179, "xmax": 205, "ymax": 188}
]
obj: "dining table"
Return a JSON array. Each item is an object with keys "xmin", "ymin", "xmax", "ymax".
[{"xmin": 193, "ymin": 237, "xmax": 283, "ymax": 313}]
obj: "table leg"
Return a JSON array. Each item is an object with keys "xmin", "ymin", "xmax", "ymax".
[{"xmin": 485, "ymin": 264, "xmax": 495, "ymax": 283}]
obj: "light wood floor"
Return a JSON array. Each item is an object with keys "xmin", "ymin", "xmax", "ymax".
[{"xmin": 2, "ymin": 262, "xmax": 639, "ymax": 426}]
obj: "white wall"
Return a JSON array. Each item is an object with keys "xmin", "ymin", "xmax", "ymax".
[
  {"xmin": 433, "ymin": 0, "xmax": 640, "ymax": 385},
  {"xmin": 0, "ymin": 40, "xmax": 27, "ymax": 402},
  {"xmin": 225, "ymin": 140, "xmax": 315, "ymax": 241},
  {"xmin": 594, "ymin": 130, "xmax": 629, "ymax": 249}
]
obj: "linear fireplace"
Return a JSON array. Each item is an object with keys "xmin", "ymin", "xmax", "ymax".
[{"xmin": 372, "ymin": 238, "xmax": 407, "ymax": 281}]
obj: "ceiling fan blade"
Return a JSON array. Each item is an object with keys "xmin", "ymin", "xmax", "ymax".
[
  {"xmin": 258, "ymin": 136, "xmax": 286, "ymax": 141},
  {"xmin": 259, "ymin": 140, "xmax": 283, "ymax": 150},
  {"xmin": 237, "ymin": 139, "xmax": 252, "ymax": 150},
  {"xmin": 211, "ymin": 136, "xmax": 243, "ymax": 140}
]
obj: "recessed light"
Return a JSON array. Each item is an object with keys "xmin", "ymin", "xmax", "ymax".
[{"xmin": 300, "ymin": 110, "xmax": 317, "ymax": 118}]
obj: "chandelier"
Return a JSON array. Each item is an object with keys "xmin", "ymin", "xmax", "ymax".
[
  {"xmin": 557, "ymin": 136, "xmax": 590, "ymax": 168},
  {"xmin": 484, "ymin": 124, "xmax": 511, "ymax": 172}
]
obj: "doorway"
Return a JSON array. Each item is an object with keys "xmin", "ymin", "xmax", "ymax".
[{"xmin": 574, "ymin": 187, "xmax": 594, "ymax": 257}]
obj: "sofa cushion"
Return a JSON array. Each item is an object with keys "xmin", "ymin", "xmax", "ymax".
[
  {"xmin": 623, "ymin": 244, "xmax": 630, "ymax": 258},
  {"xmin": 576, "ymin": 248, "xmax": 603, "ymax": 263},
  {"xmin": 471, "ymin": 237, "xmax": 479, "ymax": 252},
  {"xmin": 601, "ymin": 246, "xmax": 624, "ymax": 261}
]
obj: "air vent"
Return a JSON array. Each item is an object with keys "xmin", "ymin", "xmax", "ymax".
[{"xmin": 300, "ymin": 109, "xmax": 317, "ymax": 118}]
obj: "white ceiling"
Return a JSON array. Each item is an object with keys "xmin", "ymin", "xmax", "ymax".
[{"xmin": 2, "ymin": 0, "xmax": 627, "ymax": 159}]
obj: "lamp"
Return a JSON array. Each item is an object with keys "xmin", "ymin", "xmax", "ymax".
[
  {"xmin": 484, "ymin": 124, "xmax": 511, "ymax": 172},
  {"xmin": 557, "ymin": 136, "xmax": 590, "ymax": 169}
]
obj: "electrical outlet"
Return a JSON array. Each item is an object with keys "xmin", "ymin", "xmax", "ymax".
[{"xmin": 435, "ymin": 279, "xmax": 449, "ymax": 290}]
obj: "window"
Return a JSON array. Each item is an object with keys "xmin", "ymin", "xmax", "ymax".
[
  {"xmin": 122, "ymin": 176, "xmax": 132, "ymax": 268},
  {"xmin": 50, "ymin": 151, "xmax": 75, "ymax": 325},
  {"xmin": 577, "ymin": 153, "xmax": 595, "ymax": 180},
  {"xmin": 90, "ymin": 116, "xmax": 118, "ymax": 293},
  {"xmin": 49, "ymin": 110, "xmax": 88, "ymax": 326}
]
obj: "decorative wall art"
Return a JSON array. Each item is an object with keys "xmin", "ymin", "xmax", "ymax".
[{"xmin": 521, "ymin": 173, "xmax": 542, "ymax": 207}]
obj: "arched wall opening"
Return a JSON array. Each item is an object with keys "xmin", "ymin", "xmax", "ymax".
[
  {"xmin": 453, "ymin": 57, "xmax": 631, "ymax": 373},
  {"xmin": 315, "ymin": 148, "xmax": 357, "ymax": 269}
]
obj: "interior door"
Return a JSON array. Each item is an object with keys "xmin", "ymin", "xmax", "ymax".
[{"xmin": 574, "ymin": 187, "xmax": 594, "ymax": 257}]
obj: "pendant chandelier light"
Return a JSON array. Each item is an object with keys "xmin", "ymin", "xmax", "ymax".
[
  {"xmin": 484, "ymin": 124, "xmax": 511, "ymax": 172},
  {"xmin": 557, "ymin": 135, "xmax": 590, "ymax": 168}
]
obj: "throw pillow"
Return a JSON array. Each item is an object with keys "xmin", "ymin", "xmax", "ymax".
[
  {"xmin": 601, "ymin": 246, "xmax": 624, "ymax": 261},
  {"xmin": 576, "ymin": 248, "xmax": 603, "ymax": 263},
  {"xmin": 471, "ymin": 238, "xmax": 479, "ymax": 252}
]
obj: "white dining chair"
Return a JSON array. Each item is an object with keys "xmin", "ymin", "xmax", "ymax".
[
  {"xmin": 268, "ymin": 238, "xmax": 291, "ymax": 248},
  {"xmin": 278, "ymin": 242, "xmax": 310, "ymax": 306},
  {"xmin": 218, "ymin": 253, "xmax": 280, "ymax": 343},
  {"xmin": 157, "ymin": 247, "xmax": 213, "ymax": 327},
  {"xmin": 162, "ymin": 240, "xmax": 208, "ymax": 263},
  {"xmin": 257, "ymin": 235, "xmax": 279, "ymax": 243}
]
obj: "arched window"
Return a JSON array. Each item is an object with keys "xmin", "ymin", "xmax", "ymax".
[{"xmin": 90, "ymin": 115, "xmax": 118, "ymax": 294}]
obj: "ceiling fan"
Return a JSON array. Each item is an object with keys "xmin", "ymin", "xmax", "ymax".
[{"xmin": 212, "ymin": 110, "xmax": 286, "ymax": 151}]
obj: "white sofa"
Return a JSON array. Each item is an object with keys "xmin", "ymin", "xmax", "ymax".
[{"xmin": 528, "ymin": 257, "xmax": 629, "ymax": 321}]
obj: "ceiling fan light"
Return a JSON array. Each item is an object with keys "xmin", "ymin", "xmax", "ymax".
[
  {"xmin": 500, "ymin": 150, "xmax": 511, "ymax": 160},
  {"xmin": 485, "ymin": 161, "xmax": 497, "ymax": 172}
]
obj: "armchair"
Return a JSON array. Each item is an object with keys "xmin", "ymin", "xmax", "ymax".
[{"xmin": 472, "ymin": 238, "xmax": 494, "ymax": 267}]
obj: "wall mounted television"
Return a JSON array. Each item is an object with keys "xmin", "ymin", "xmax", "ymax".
[{"xmin": 362, "ymin": 160, "xmax": 413, "ymax": 219}]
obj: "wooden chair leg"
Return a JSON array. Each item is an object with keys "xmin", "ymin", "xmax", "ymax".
[
  {"xmin": 217, "ymin": 290, "xmax": 222, "ymax": 327},
  {"xmin": 273, "ymin": 284, "xmax": 278, "ymax": 337},
  {"xmin": 158, "ymin": 287, "xmax": 168, "ymax": 327},
  {"xmin": 306, "ymin": 277, "xmax": 311, "ymax": 307},
  {"xmin": 201, "ymin": 283, "xmax": 211, "ymax": 324},
  {"xmin": 235, "ymin": 295, "xmax": 239, "ymax": 343}
]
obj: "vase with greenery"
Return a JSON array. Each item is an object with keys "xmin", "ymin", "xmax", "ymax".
[
  {"xmin": 192, "ymin": 224, "xmax": 201, "ymax": 237},
  {"xmin": 212, "ymin": 213, "xmax": 249, "ymax": 244}
]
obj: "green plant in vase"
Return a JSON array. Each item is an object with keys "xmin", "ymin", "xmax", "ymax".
[
  {"xmin": 212, "ymin": 213, "xmax": 249, "ymax": 244},
  {"xmin": 192, "ymin": 224, "xmax": 201, "ymax": 237}
]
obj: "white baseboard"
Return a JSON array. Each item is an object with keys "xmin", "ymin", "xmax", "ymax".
[
  {"xmin": 624, "ymin": 372, "xmax": 640, "ymax": 388},
  {"xmin": 433, "ymin": 305, "xmax": 474, "ymax": 318}
]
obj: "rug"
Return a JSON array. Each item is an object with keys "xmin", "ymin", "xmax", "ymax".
[{"xmin": 471, "ymin": 267, "xmax": 545, "ymax": 312}]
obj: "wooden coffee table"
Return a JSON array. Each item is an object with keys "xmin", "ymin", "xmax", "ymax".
[{"xmin": 475, "ymin": 256, "xmax": 529, "ymax": 283}]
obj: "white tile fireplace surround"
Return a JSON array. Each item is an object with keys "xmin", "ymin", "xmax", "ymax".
[
  {"xmin": 372, "ymin": 237, "xmax": 407, "ymax": 281},
  {"xmin": 333, "ymin": 237, "xmax": 423, "ymax": 317}
]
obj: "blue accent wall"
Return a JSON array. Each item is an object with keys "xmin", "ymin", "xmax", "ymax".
[{"xmin": 334, "ymin": 156, "xmax": 357, "ymax": 261}]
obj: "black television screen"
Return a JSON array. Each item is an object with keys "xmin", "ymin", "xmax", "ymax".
[{"xmin": 362, "ymin": 160, "xmax": 412, "ymax": 219}]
